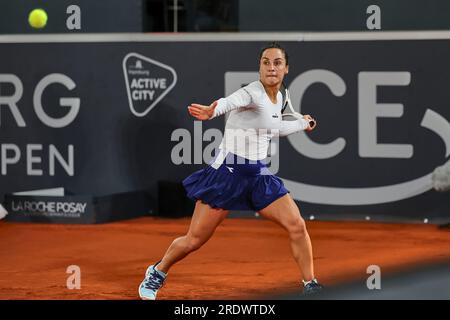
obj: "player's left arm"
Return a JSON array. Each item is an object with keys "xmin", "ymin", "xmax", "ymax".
[{"xmin": 277, "ymin": 114, "xmax": 316, "ymax": 137}]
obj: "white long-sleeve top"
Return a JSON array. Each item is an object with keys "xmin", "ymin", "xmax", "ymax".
[{"xmin": 211, "ymin": 80, "xmax": 309, "ymax": 162}]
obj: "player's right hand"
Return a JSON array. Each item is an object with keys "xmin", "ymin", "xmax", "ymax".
[{"xmin": 188, "ymin": 101, "xmax": 218, "ymax": 120}]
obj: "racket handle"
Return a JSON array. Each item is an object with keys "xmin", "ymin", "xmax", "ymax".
[{"xmin": 309, "ymin": 120, "xmax": 316, "ymax": 128}]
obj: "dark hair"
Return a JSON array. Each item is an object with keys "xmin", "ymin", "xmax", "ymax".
[{"xmin": 258, "ymin": 42, "xmax": 289, "ymax": 66}]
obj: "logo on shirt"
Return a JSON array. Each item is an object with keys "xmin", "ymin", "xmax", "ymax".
[
  {"xmin": 123, "ymin": 53, "xmax": 177, "ymax": 117},
  {"xmin": 272, "ymin": 114, "xmax": 279, "ymax": 118}
]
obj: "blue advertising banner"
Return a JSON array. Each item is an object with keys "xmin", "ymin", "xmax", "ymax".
[{"xmin": 1, "ymin": 34, "xmax": 449, "ymax": 222}]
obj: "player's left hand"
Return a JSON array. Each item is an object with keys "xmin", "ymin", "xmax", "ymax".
[{"xmin": 303, "ymin": 114, "xmax": 317, "ymax": 131}]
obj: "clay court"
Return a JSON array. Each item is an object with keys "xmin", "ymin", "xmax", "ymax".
[{"xmin": 1, "ymin": 217, "xmax": 450, "ymax": 300}]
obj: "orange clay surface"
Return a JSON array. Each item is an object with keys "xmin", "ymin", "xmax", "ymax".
[{"xmin": 1, "ymin": 217, "xmax": 450, "ymax": 299}]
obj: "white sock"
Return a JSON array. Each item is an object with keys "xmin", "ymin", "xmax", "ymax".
[{"xmin": 303, "ymin": 279, "xmax": 317, "ymax": 286}]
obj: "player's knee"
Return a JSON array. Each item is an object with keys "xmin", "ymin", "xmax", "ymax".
[
  {"xmin": 286, "ymin": 217, "xmax": 307, "ymax": 239},
  {"xmin": 185, "ymin": 236, "xmax": 204, "ymax": 252}
]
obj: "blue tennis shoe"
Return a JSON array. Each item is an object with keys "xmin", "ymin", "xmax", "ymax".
[
  {"xmin": 138, "ymin": 261, "xmax": 167, "ymax": 300},
  {"xmin": 302, "ymin": 278, "xmax": 323, "ymax": 295}
]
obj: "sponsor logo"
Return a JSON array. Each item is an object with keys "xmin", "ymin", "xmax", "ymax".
[
  {"xmin": 123, "ymin": 53, "xmax": 177, "ymax": 117},
  {"xmin": 11, "ymin": 200, "xmax": 87, "ymax": 218},
  {"xmin": 225, "ymin": 166, "xmax": 234, "ymax": 173}
]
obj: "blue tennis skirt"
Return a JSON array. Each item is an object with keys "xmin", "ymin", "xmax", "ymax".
[{"xmin": 182, "ymin": 152, "xmax": 289, "ymax": 211}]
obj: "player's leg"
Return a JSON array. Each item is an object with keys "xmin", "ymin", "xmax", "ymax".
[
  {"xmin": 157, "ymin": 200, "xmax": 229, "ymax": 273},
  {"xmin": 258, "ymin": 193, "xmax": 315, "ymax": 281},
  {"xmin": 139, "ymin": 200, "xmax": 228, "ymax": 300}
]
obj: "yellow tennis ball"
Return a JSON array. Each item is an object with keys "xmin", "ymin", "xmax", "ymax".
[{"xmin": 28, "ymin": 9, "xmax": 48, "ymax": 29}]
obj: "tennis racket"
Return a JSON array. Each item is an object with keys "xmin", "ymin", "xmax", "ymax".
[{"xmin": 281, "ymin": 83, "xmax": 316, "ymax": 129}]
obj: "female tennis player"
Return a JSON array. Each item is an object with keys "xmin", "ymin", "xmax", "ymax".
[{"xmin": 139, "ymin": 42, "xmax": 323, "ymax": 300}]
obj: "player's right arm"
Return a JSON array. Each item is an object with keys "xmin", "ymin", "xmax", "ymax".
[
  {"xmin": 187, "ymin": 87, "xmax": 253, "ymax": 121},
  {"xmin": 188, "ymin": 101, "xmax": 218, "ymax": 120}
]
